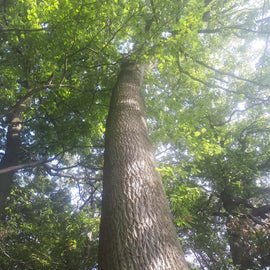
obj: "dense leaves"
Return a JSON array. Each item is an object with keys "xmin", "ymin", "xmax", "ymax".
[
  {"xmin": 0, "ymin": 0, "xmax": 269, "ymax": 269},
  {"xmin": 0, "ymin": 171, "xmax": 99, "ymax": 269}
]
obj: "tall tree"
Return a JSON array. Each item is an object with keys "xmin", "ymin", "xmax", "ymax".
[
  {"xmin": 98, "ymin": 61, "xmax": 187, "ymax": 269},
  {"xmin": 1, "ymin": 0, "xmax": 269, "ymax": 269}
]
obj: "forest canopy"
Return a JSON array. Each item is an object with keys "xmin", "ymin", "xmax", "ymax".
[{"xmin": 0, "ymin": 0, "xmax": 270, "ymax": 269}]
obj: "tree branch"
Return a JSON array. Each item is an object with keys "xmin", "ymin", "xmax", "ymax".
[
  {"xmin": 0, "ymin": 83, "xmax": 92, "ymax": 119},
  {"xmin": 195, "ymin": 59, "xmax": 270, "ymax": 89},
  {"xmin": 0, "ymin": 158, "xmax": 55, "ymax": 174},
  {"xmin": 0, "ymin": 84, "xmax": 51, "ymax": 119},
  {"xmin": 0, "ymin": 27, "xmax": 46, "ymax": 33},
  {"xmin": 198, "ymin": 26, "xmax": 270, "ymax": 35},
  {"xmin": 177, "ymin": 62, "xmax": 237, "ymax": 94},
  {"xmin": 252, "ymin": 204, "xmax": 270, "ymax": 218},
  {"xmin": 44, "ymin": 163, "xmax": 102, "ymax": 182}
]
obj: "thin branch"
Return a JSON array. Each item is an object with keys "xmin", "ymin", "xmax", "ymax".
[
  {"xmin": 155, "ymin": 146, "xmax": 172, "ymax": 159},
  {"xmin": 44, "ymin": 163, "xmax": 102, "ymax": 181},
  {"xmin": 59, "ymin": 55, "xmax": 68, "ymax": 84},
  {"xmin": 0, "ymin": 247, "xmax": 33, "ymax": 269},
  {"xmin": 46, "ymin": 162, "xmax": 102, "ymax": 172},
  {"xmin": 195, "ymin": 59, "xmax": 270, "ymax": 88},
  {"xmin": 0, "ymin": 159, "xmax": 54, "ymax": 174},
  {"xmin": 198, "ymin": 26, "xmax": 270, "ymax": 35},
  {"xmin": 214, "ymin": 98, "xmax": 270, "ymax": 126},
  {"xmin": 0, "ymin": 27, "xmax": 46, "ymax": 33},
  {"xmin": 178, "ymin": 49, "xmax": 270, "ymax": 89},
  {"xmin": 177, "ymin": 63, "xmax": 237, "ymax": 94},
  {"xmin": 79, "ymin": 186, "xmax": 98, "ymax": 210}
]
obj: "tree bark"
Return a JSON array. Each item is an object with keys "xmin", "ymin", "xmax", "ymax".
[{"xmin": 98, "ymin": 61, "xmax": 187, "ymax": 270}]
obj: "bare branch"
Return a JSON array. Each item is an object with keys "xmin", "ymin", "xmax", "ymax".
[
  {"xmin": 195, "ymin": 59, "xmax": 270, "ymax": 89},
  {"xmin": 198, "ymin": 26, "xmax": 270, "ymax": 35},
  {"xmin": 44, "ymin": 163, "xmax": 102, "ymax": 181},
  {"xmin": 0, "ymin": 158, "xmax": 55, "ymax": 174},
  {"xmin": 79, "ymin": 186, "xmax": 98, "ymax": 210},
  {"xmin": 177, "ymin": 61, "xmax": 237, "ymax": 94}
]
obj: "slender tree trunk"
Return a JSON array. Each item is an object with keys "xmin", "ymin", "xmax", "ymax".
[
  {"xmin": 227, "ymin": 220, "xmax": 254, "ymax": 270},
  {"xmin": 0, "ymin": 104, "xmax": 25, "ymax": 212},
  {"xmin": 98, "ymin": 61, "xmax": 188, "ymax": 270}
]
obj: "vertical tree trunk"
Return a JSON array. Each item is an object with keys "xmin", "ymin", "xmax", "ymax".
[
  {"xmin": 0, "ymin": 104, "xmax": 25, "ymax": 212},
  {"xmin": 98, "ymin": 61, "xmax": 188, "ymax": 270}
]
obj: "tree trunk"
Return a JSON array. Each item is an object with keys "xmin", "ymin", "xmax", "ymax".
[
  {"xmin": 98, "ymin": 61, "xmax": 188, "ymax": 270},
  {"xmin": 0, "ymin": 104, "xmax": 25, "ymax": 212}
]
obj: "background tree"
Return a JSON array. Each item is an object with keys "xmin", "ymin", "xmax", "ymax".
[{"xmin": 0, "ymin": 169, "xmax": 100, "ymax": 269}]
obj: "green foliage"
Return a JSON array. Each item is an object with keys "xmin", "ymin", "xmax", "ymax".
[
  {"xmin": 0, "ymin": 171, "xmax": 99, "ymax": 269},
  {"xmin": 1, "ymin": 0, "xmax": 270, "ymax": 268}
]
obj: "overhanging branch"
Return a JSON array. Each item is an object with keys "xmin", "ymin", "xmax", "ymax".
[
  {"xmin": 44, "ymin": 163, "xmax": 102, "ymax": 182},
  {"xmin": 0, "ymin": 158, "xmax": 55, "ymax": 174}
]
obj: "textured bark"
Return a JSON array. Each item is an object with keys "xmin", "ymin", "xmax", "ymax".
[
  {"xmin": 98, "ymin": 61, "xmax": 187, "ymax": 270},
  {"xmin": 0, "ymin": 104, "xmax": 25, "ymax": 212}
]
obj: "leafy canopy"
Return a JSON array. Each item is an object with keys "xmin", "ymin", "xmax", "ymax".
[{"xmin": 1, "ymin": 0, "xmax": 270, "ymax": 269}]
